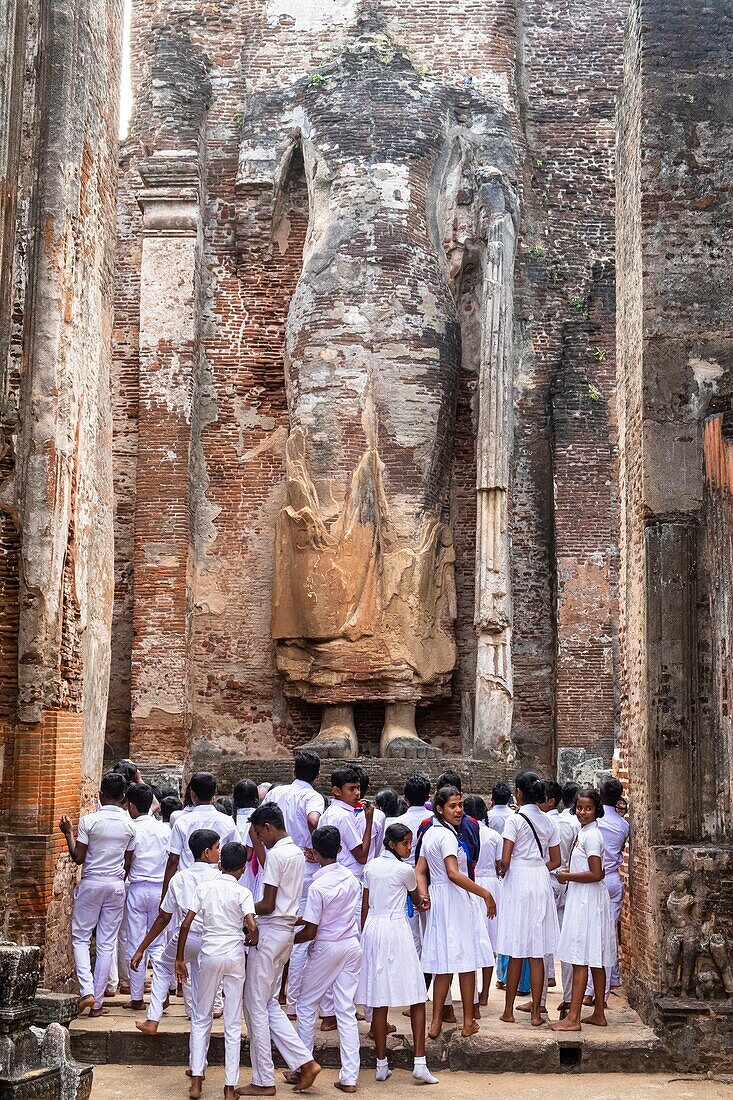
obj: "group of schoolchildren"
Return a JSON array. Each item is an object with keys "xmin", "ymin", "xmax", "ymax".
[{"xmin": 59, "ymin": 751, "xmax": 629, "ymax": 1098}]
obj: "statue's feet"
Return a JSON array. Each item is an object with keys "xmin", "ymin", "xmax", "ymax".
[
  {"xmin": 380, "ymin": 702, "xmax": 441, "ymax": 759},
  {"xmin": 302, "ymin": 705, "xmax": 358, "ymax": 760}
]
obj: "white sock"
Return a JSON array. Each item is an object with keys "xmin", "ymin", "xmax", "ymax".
[
  {"xmin": 375, "ymin": 1059, "xmax": 392, "ymax": 1082},
  {"xmin": 413, "ymin": 1057, "xmax": 439, "ymax": 1085}
]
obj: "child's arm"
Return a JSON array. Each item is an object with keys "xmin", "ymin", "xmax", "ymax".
[
  {"xmin": 58, "ymin": 816, "xmax": 87, "ymax": 865},
  {"xmin": 124, "ymin": 850, "xmax": 134, "ymax": 878},
  {"xmin": 498, "ymin": 837, "xmax": 515, "ymax": 878},
  {"xmin": 250, "ymin": 829, "xmax": 267, "ymax": 870},
  {"xmin": 255, "ymin": 884, "xmax": 278, "ymax": 916},
  {"xmin": 557, "ymin": 853, "xmax": 603, "ymax": 885},
  {"xmin": 294, "ymin": 920, "xmax": 318, "ymax": 945},
  {"xmin": 415, "ymin": 855, "xmax": 430, "ymax": 902},
  {"xmin": 350, "ymin": 805, "xmax": 375, "ymax": 866},
  {"xmin": 161, "ymin": 853, "xmax": 179, "ymax": 900},
  {"xmin": 174, "ymin": 910, "xmax": 196, "ymax": 982},
  {"xmin": 130, "ymin": 911, "xmax": 172, "ymax": 970},
  {"xmin": 244, "ymin": 914, "xmax": 259, "ymax": 946},
  {"xmin": 546, "ymin": 843, "xmax": 561, "ymax": 873},
  {"xmin": 360, "ymin": 887, "xmax": 370, "ymax": 931},
  {"xmin": 443, "ymin": 855, "xmax": 497, "ymax": 918}
]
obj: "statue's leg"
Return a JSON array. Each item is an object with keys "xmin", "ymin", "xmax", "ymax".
[
  {"xmin": 680, "ymin": 939, "xmax": 698, "ymax": 997},
  {"xmin": 301, "ymin": 704, "xmax": 358, "ymax": 760},
  {"xmin": 380, "ymin": 703, "xmax": 441, "ymax": 760}
]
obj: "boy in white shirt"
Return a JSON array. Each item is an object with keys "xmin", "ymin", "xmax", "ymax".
[
  {"xmin": 163, "ymin": 771, "xmax": 239, "ymax": 892},
  {"xmin": 319, "ymin": 768, "xmax": 374, "ymax": 884},
  {"xmin": 291, "ymin": 826, "xmax": 362, "ymax": 1093},
  {"xmin": 123, "ymin": 783, "xmax": 170, "ymax": 1010},
  {"xmin": 131, "ymin": 828, "xmax": 221, "ymax": 1034},
  {"xmin": 239, "ymin": 804, "xmax": 321, "ymax": 1096},
  {"xmin": 264, "ymin": 749, "xmax": 325, "ymax": 1017},
  {"xmin": 177, "ymin": 841, "xmax": 257, "ymax": 1100},
  {"xmin": 59, "ymin": 771, "xmax": 136, "ymax": 1016}
]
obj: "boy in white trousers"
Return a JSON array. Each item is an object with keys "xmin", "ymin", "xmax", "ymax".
[
  {"xmin": 239, "ymin": 803, "xmax": 321, "ymax": 1097},
  {"xmin": 131, "ymin": 828, "xmax": 221, "ymax": 1034},
  {"xmin": 59, "ymin": 771, "xmax": 136, "ymax": 1016},
  {"xmin": 177, "ymin": 841, "xmax": 257, "ymax": 1100},
  {"xmin": 123, "ymin": 783, "xmax": 170, "ymax": 1010},
  {"xmin": 163, "ymin": 771, "xmax": 239, "ymax": 893},
  {"xmin": 263, "ymin": 749, "xmax": 324, "ymax": 1018},
  {"xmin": 290, "ymin": 826, "xmax": 362, "ymax": 1093}
]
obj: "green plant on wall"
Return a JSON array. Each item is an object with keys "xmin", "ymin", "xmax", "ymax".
[
  {"xmin": 594, "ymin": 347, "xmax": 607, "ymax": 362},
  {"xmin": 308, "ymin": 71, "xmax": 327, "ymax": 87},
  {"xmin": 530, "ymin": 244, "xmax": 545, "ymax": 257},
  {"xmin": 234, "ymin": 113, "xmax": 244, "ymax": 134},
  {"xmin": 588, "ymin": 383, "xmax": 602, "ymax": 402},
  {"xmin": 570, "ymin": 295, "xmax": 589, "ymax": 319}
]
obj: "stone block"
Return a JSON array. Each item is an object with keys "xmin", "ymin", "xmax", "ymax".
[{"xmin": 33, "ymin": 995, "xmax": 79, "ymax": 1030}]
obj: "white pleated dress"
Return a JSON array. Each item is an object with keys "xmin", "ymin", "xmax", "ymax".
[
  {"xmin": 474, "ymin": 822, "xmax": 503, "ymax": 952},
  {"xmin": 419, "ymin": 821, "xmax": 494, "ymax": 975},
  {"xmin": 356, "ymin": 851, "xmax": 427, "ymax": 1008},
  {"xmin": 496, "ymin": 805, "xmax": 559, "ymax": 959},
  {"xmin": 557, "ymin": 822, "xmax": 617, "ymax": 969}
]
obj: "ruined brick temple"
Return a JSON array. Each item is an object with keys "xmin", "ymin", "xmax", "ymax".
[{"xmin": 1, "ymin": 0, "xmax": 732, "ymax": 1071}]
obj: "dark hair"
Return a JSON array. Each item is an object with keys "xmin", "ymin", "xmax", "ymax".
[
  {"xmin": 515, "ymin": 771, "xmax": 546, "ymax": 805},
  {"xmin": 383, "ymin": 823, "xmax": 412, "ymax": 857},
  {"xmin": 216, "ymin": 796, "xmax": 234, "ymax": 817},
  {"xmin": 375, "ymin": 788, "xmax": 399, "ymax": 817},
  {"xmin": 233, "ymin": 779, "xmax": 260, "ymax": 811},
  {"xmin": 150, "ymin": 784, "xmax": 163, "ymax": 804},
  {"xmin": 576, "ymin": 786, "xmax": 605, "ymax": 819},
  {"xmin": 311, "ymin": 825, "xmax": 340, "ymax": 860},
  {"xmin": 543, "ymin": 781, "xmax": 563, "ymax": 809},
  {"xmin": 189, "ymin": 772, "xmax": 217, "ymax": 802},
  {"xmin": 353, "ymin": 764, "xmax": 369, "ymax": 798},
  {"xmin": 434, "ymin": 784, "xmax": 462, "ymax": 811},
  {"xmin": 189, "ymin": 828, "xmax": 221, "ymax": 860},
  {"xmin": 160, "ymin": 786, "xmax": 179, "ymax": 801},
  {"xmin": 112, "ymin": 760, "xmax": 137, "ymax": 785},
  {"xmin": 395, "ymin": 795, "xmax": 408, "ymax": 816},
  {"xmin": 220, "ymin": 841, "xmax": 248, "ymax": 873},
  {"xmin": 491, "ymin": 781, "xmax": 511, "ymax": 806},
  {"xmin": 462, "ymin": 794, "xmax": 488, "ymax": 824},
  {"xmin": 126, "ymin": 783, "xmax": 154, "ymax": 815},
  {"xmin": 436, "ymin": 770, "xmax": 462, "ymax": 793},
  {"xmin": 294, "ymin": 749, "xmax": 320, "ymax": 783},
  {"xmin": 250, "ymin": 803, "xmax": 285, "ymax": 830},
  {"xmin": 600, "ymin": 777, "xmax": 624, "ymax": 807},
  {"xmin": 182, "ymin": 781, "xmax": 193, "ymax": 808},
  {"xmin": 100, "ymin": 771, "xmax": 127, "ymax": 802},
  {"xmin": 404, "ymin": 773, "xmax": 431, "ymax": 807},
  {"xmin": 160, "ymin": 795, "xmax": 182, "ymax": 822},
  {"xmin": 331, "ymin": 766, "xmax": 361, "ymax": 789},
  {"xmin": 562, "ymin": 781, "xmax": 580, "ymax": 812}
]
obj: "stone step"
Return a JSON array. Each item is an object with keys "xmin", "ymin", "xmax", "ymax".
[{"xmin": 70, "ymin": 991, "xmax": 671, "ymax": 1075}]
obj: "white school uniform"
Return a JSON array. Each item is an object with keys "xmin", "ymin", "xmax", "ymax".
[
  {"xmin": 496, "ymin": 804, "xmax": 559, "ymax": 959},
  {"xmin": 558, "ymin": 822, "xmax": 616, "ymax": 970},
  {"xmin": 420, "ymin": 820, "xmax": 494, "ymax": 974},
  {"xmin": 368, "ymin": 807, "xmax": 387, "ymax": 861},
  {"xmin": 296, "ymin": 863, "xmax": 362, "ymax": 1087},
  {"xmin": 357, "ymin": 851, "xmax": 427, "ymax": 1007},
  {"xmin": 168, "ymin": 803, "xmax": 239, "ymax": 870},
  {"xmin": 474, "ymin": 821, "xmax": 502, "ymax": 952},
  {"xmin": 487, "ymin": 803, "xmax": 513, "ymax": 834},
  {"xmin": 125, "ymin": 814, "xmax": 170, "ymax": 1000},
  {"xmin": 243, "ymin": 837, "xmax": 312, "ymax": 1088},
  {"xmin": 319, "ymin": 800, "xmax": 367, "ymax": 881},
  {"xmin": 236, "ymin": 807, "xmax": 264, "ymax": 901},
  {"xmin": 394, "ymin": 805, "xmax": 430, "ymax": 953},
  {"xmin": 551, "ymin": 808, "xmax": 580, "ymax": 1002},
  {"xmin": 145, "ymin": 862, "xmax": 221, "ymax": 1023},
  {"xmin": 188, "ymin": 875, "xmax": 256, "ymax": 1088},
  {"xmin": 585, "ymin": 805, "xmax": 628, "ymax": 995},
  {"xmin": 71, "ymin": 806, "xmax": 136, "ymax": 1008},
  {"xmin": 264, "ymin": 779, "xmax": 325, "ymax": 1014}
]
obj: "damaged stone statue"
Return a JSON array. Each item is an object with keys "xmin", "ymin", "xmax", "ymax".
[{"xmin": 237, "ymin": 18, "xmax": 519, "ymax": 759}]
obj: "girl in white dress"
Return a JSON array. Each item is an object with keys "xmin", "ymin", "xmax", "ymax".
[
  {"xmin": 232, "ymin": 779, "xmax": 264, "ymax": 901},
  {"xmin": 357, "ymin": 825, "xmax": 438, "ymax": 1085},
  {"xmin": 463, "ymin": 794, "xmax": 503, "ymax": 1006},
  {"xmin": 496, "ymin": 771, "xmax": 561, "ymax": 1026},
  {"xmin": 415, "ymin": 786, "xmax": 496, "ymax": 1039},
  {"xmin": 550, "ymin": 786, "xmax": 616, "ymax": 1032}
]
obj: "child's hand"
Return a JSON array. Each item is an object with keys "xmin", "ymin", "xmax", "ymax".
[
  {"xmin": 484, "ymin": 892, "xmax": 497, "ymax": 920},
  {"xmin": 130, "ymin": 949, "xmax": 143, "ymax": 972},
  {"xmin": 59, "ymin": 815, "xmax": 73, "ymax": 837},
  {"xmin": 304, "ymin": 847, "xmax": 317, "ymax": 864},
  {"xmin": 174, "ymin": 960, "xmax": 188, "ymax": 983},
  {"xmin": 556, "ymin": 870, "xmax": 570, "ymax": 885},
  {"xmin": 245, "ymin": 925, "xmax": 259, "ymax": 947},
  {"xmin": 417, "ymin": 895, "xmax": 431, "ymax": 911}
]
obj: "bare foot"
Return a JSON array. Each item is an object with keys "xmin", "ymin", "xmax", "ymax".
[
  {"xmin": 478, "ymin": 995, "xmax": 489, "ymax": 1007},
  {"xmin": 136, "ymin": 1020, "xmax": 159, "ymax": 1035},
  {"xmin": 122, "ymin": 999, "xmax": 145, "ymax": 1011},
  {"xmin": 88, "ymin": 1007, "xmax": 108, "ymax": 1018},
  {"xmin": 401, "ymin": 1008, "xmax": 411, "ymax": 1018},
  {"xmin": 189, "ymin": 1076, "xmax": 204, "ymax": 1100},
  {"xmin": 442, "ymin": 1008, "xmax": 457, "ymax": 1024},
  {"xmin": 496, "ymin": 982, "xmax": 506, "ymax": 991},
  {"xmin": 367, "ymin": 1023, "xmax": 396, "ymax": 1040},
  {"xmin": 78, "ymin": 995, "xmax": 95, "ymax": 1015},
  {"xmin": 549, "ymin": 1019, "xmax": 581, "ymax": 1032},
  {"xmin": 427, "ymin": 1024, "xmax": 442, "ymax": 1040},
  {"xmin": 225, "ymin": 1088, "xmax": 236, "ymax": 1100},
  {"xmin": 320, "ymin": 1016, "xmax": 337, "ymax": 1032},
  {"xmin": 531, "ymin": 1012, "xmax": 545, "ymax": 1027},
  {"xmin": 163, "ymin": 996, "xmax": 170, "ymax": 1010},
  {"xmin": 287, "ymin": 1014, "xmax": 297, "ymax": 1022},
  {"xmin": 213, "ymin": 1010, "xmax": 224, "ymax": 1019},
  {"xmin": 499, "ymin": 1013, "xmax": 515, "ymax": 1024},
  {"xmin": 334, "ymin": 1086, "xmax": 356, "ymax": 1094},
  {"xmin": 582, "ymin": 996, "xmax": 594, "ymax": 1006},
  {"xmin": 119, "ymin": 983, "xmax": 131, "ymax": 996},
  {"xmin": 283, "ymin": 1073, "xmax": 300, "ymax": 1085},
  {"xmin": 461, "ymin": 1020, "xmax": 480, "ymax": 1038},
  {"xmin": 236, "ymin": 1088, "xmax": 277, "ymax": 1097},
  {"xmin": 516, "ymin": 1002, "xmax": 547, "ymax": 1015},
  {"xmin": 582, "ymin": 1013, "xmax": 608, "ymax": 1027},
  {"xmin": 293, "ymin": 1061, "xmax": 321, "ymax": 1093},
  {"xmin": 547, "ymin": 978, "xmax": 556, "ymax": 988},
  {"xmin": 473, "ymin": 1005, "xmax": 481, "ymax": 1021}
]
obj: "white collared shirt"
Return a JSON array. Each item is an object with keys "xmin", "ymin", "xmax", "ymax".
[
  {"xmin": 161, "ymin": 862, "xmax": 221, "ymax": 933},
  {"xmin": 597, "ymin": 805, "xmax": 629, "ymax": 875},
  {"xmin": 78, "ymin": 805, "xmax": 136, "ymax": 880},
  {"xmin": 264, "ymin": 779, "xmax": 325, "ymax": 850},
  {"xmin": 128, "ymin": 814, "xmax": 170, "ymax": 883},
  {"xmin": 303, "ymin": 863, "xmax": 361, "ymax": 940},
  {"xmin": 475, "ymin": 821, "xmax": 502, "ymax": 878},
  {"xmin": 486, "ymin": 803, "xmax": 513, "ymax": 834},
  {"xmin": 394, "ymin": 806, "xmax": 430, "ymax": 866},
  {"xmin": 190, "ymin": 874, "xmax": 255, "ymax": 956},
  {"xmin": 556, "ymin": 808, "xmax": 581, "ymax": 865},
  {"xmin": 320, "ymin": 799, "xmax": 367, "ymax": 880},
  {"xmin": 168, "ymin": 803, "xmax": 240, "ymax": 869},
  {"xmin": 261, "ymin": 835, "xmax": 305, "ymax": 919}
]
